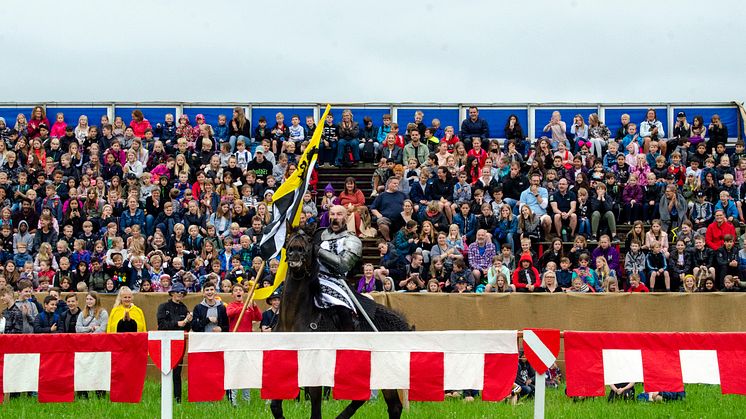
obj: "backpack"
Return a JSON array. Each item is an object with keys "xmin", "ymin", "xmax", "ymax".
[
  {"xmin": 342, "ymin": 144, "xmax": 355, "ymax": 167},
  {"xmin": 361, "ymin": 141, "xmax": 376, "ymax": 163}
]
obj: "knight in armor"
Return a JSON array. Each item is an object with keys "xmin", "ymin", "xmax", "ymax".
[{"xmin": 314, "ymin": 205, "xmax": 363, "ymax": 329}]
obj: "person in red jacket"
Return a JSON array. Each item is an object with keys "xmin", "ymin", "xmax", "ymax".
[
  {"xmin": 226, "ymin": 282, "xmax": 262, "ymax": 332},
  {"xmin": 627, "ymin": 272, "xmax": 650, "ymax": 293},
  {"xmin": 27, "ymin": 105, "xmax": 50, "ymax": 139},
  {"xmin": 706, "ymin": 210, "xmax": 736, "ymax": 250},
  {"xmin": 512, "ymin": 253, "xmax": 541, "ymax": 292},
  {"xmin": 129, "ymin": 109, "xmax": 153, "ymax": 139},
  {"xmin": 225, "ymin": 282, "xmax": 261, "ymax": 406}
]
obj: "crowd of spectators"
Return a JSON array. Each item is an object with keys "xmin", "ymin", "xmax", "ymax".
[{"xmin": 0, "ymin": 104, "xmax": 740, "ymax": 312}]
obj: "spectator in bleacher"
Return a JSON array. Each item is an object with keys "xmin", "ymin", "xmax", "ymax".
[
  {"xmin": 715, "ymin": 234, "xmax": 739, "ymax": 288},
  {"xmin": 375, "ymin": 114, "xmax": 392, "ymax": 145},
  {"xmin": 129, "ymin": 109, "xmax": 152, "ymax": 139},
  {"xmin": 707, "ymin": 114, "xmax": 728, "ymax": 152},
  {"xmin": 379, "ymin": 133, "xmax": 403, "ymax": 165},
  {"xmin": 503, "ymin": 114, "xmax": 524, "ymax": 146},
  {"xmin": 319, "ymin": 113, "xmax": 339, "ymax": 167},
  {"xmin": 336, "ymin": 109, "xmax": 360, "ymax": 166},
  {"xmin": 468, "ymin": 229, "xmax": 496, "ymax": 286},
  {"xmin": 613, "ymin": 113, "xmax": 630, "ymax": 142},
  {"xmin": 403, "ymin": 129, "xmax": 429, "ymax": 167},
  {"xmin": 453, "ymin": 201, "xmax": 477, "ymax": 244},
  {"xmin": 459, "ymin": 107, "xmax": 489, "ymax": 150},
  {"xmin": 430, "ymin": 231, "xmax": 463, "ymax": 273},
  {"xmin": 543, "ymin": 111, "xmax": 569, "ymax": 151},
  {"xmin": 549, "ymin": 177, "xmax": 577, "ymax": 239},
  {"xmin": 659, "ymin": 184, "xmax": 688, "ymax": 233},
  {"xmin": 640, "ymin": 108, "xmax": 666, "ymax": 154},
  {"xmin": 400, "ymin": 252, "xmax": 427, "ymax": 290},
  {"xmin": 589, "ymin": 182, "xmax": 618, "ymax": 242},
  {"xmin": 430, "ymin": 167, "xmax": 456, "ymax": 223},
  {"xmin": 499, "ymin": 162, "xmax": 526, "ymax": 212},
  {"xmin": 519, "ymin": 173, "xmax": 552, "ymax": 239},
  {"xmin": 393, "ymin": 220, "xmax": 420, "ymax": 259},
  {"xmin": 27, "ymin": 106, "xmax": 50, "ymax": 139},
  {"xmin": 370, "ymin": 177, "xmax": 406, "ymax": 242},
  {"xmin": 706, "ymin": 209, "xmax": 735, "ymax": 250},
  {"xmin": 591, "ymin": 235, "xmax": 620, "ymax": 274},
  {"xmin": 228, "ymin": 107, "xmax": 251, "ymax": 152}
]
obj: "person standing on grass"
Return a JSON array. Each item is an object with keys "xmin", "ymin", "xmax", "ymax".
[
  {"xmin": 1, "ymin": 286, "xmax": 26, "ymax": 333},
  {"xmin": 76, "ymin": 291, "xmax": 108, "ymax": 333},
  {"xmin": 191, "ymin": 282, "xmax": 228, "ymax": 333},
  {"xmin": 107, "ymin": 286, "xmax": 147, "ymax": 332},
  {"xmin": 33, "ymin": 295, "xmax": 60, "ymax": 333},
  {"xmin": 156, "ymin": 282, "xmax": 192, "ymax": 403},
  {"xmin": 59, "ymin": 293, "xmax": 81, "ymax": 333},
  {"xmin": 226, "ymin": 282, "xmax": 261, "ymax": 406}
]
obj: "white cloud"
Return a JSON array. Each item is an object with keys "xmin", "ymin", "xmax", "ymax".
[{"xmin": 2, "ymin": 0, "xmax": 744, "ymax": 104}]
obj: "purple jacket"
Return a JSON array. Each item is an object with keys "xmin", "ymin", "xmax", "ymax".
[
  {"xmin": 591, "ymin": 245, "xmax": 620, "ymax": 273},
  {"xmin": 622, "ymin": 184, "xmax": 643, "ymax": 205}
]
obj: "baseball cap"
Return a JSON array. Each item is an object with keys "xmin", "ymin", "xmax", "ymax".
[
  {"xmin": 677, "ymin": 111, "xmax": 686, "ymax": 118},
  {"xmin": 255, "ymin": 146, "xmax": 265, "ymax": 154}
]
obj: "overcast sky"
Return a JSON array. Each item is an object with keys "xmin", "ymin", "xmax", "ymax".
[{"xmin": 3, "ymin": 0, "xmax": 744, "ymax": 104}]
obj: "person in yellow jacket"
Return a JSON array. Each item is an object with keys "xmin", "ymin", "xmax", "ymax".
[{"xmin": 106, "ymin": 286, "xmax": 147, "ymax": 333}]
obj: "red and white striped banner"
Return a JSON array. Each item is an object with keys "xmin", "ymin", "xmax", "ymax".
[
  {"xmin": 0, "ymin": 333, "xmax": 148, "ymax": 403},
  {"xmin": 187, "ymin": 331, "xmax": 518, "ymax": 402},
  {"xmin": 565, "ymin": 332, "xmax": 746, "ymax": 396}
]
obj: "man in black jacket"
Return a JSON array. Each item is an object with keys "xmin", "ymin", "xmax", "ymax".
[
  {"xmin": 459, "ymin": 107, "xmax": 490, "ymax": 151},
  {"xmin": 191, "ymin": 282, "xmax": 228, "ymax": 333},
  {"xmin": 59, "ymin": 294, "xmax": 81, "ymax": 333},
  {"xmin": 156, "ymin": 283, "xmax": 192, "ymax": 402}
]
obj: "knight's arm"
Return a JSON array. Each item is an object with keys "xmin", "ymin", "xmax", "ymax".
[{"xmin": 318, "ymin": 237, "xmax": 363, "ymax": 273}]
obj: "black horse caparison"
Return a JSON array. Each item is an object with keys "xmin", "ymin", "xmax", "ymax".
[{"xmin": 269, "ymin": 228, "xmax": 410, "ymax": 419}]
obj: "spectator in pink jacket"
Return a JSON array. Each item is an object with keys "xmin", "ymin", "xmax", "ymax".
[{"xmin": 129, "ymin": 109, "xmax": 152, "ymax": 139}]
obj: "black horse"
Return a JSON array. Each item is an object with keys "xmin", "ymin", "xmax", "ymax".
[{"xmin": 269, "ymin": 228, "xmax": 410, "ymax": 419}]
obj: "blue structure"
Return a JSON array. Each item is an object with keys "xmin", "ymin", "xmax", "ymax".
[{"xmin": 0, "ymin": 102, "xmax": 741, "ymax": 142}]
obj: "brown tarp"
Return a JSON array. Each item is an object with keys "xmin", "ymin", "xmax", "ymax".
[
  {"xmin": 18, "ymin": 292, "xmax": 746, "ymax": 333},
  {"xmin": 372, "ymin": 292, "xmax": 746, "ymax": 332}
]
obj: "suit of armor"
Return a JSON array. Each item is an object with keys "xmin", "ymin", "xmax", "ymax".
[{"xmin": 314, "ymin": 226, "xmax": 363, "ymax": 311}]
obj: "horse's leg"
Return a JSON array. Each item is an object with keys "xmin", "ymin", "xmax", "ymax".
[
  {"xmin": 381, "ymin": 389, "xmax": 403, "ymax": 419},
  {"xmin": 335, "ymin": 400, "xmax": 366, "ymax": 419},
  {"xmin": 307, "ymin": 386, "xmax": 323, "ymax": 419},
  {"xmin": 270, "ymin": 399, "xmax": 285, "ymax": 419}
]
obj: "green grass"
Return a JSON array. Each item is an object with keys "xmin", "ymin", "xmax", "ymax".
[{"xmin": 0, "ymin": 382, "xmax": 744, "ymax": 418}]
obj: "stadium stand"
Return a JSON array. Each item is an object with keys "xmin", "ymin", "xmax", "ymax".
[{"xmin": 0, "ymin": 101, "xmax": 743, "ymax": 306}]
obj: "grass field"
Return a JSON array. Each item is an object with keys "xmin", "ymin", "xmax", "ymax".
[{"xmin": 1, "ymin": 382, "xmax": 744, "ymax": 418}]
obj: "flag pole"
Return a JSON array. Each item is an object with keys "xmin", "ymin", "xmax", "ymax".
[
  {"xmin": 232, "ymin": 267, "xmax": 262, "ymax": 332},
  {"xmin": 339, "ymin": 279, "xmax": 378, "ymax": 332},
  {"xmin": 534, "ymin": 371, "xmax": 546, "ymax": 419}
]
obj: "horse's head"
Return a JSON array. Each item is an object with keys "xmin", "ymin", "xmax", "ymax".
[{"xmin": 285, "ymin": 228, "xmax": 314, "ymax": 275}]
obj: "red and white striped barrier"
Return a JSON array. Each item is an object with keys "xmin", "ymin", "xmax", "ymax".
[
  {"xmin": 187, "ymin": 331, "xmax": 518, "ymax": 402},
  {"xmin": 0, "ymin": 333, "xmax": 147, "ymax": 403},
  {"xmin": 565, "ymin": 332, "xmax": 746, "ymax": 396}
]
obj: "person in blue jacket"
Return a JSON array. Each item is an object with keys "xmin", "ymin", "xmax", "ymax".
[{"xmin": 453, "ymin": 201, "xmax": 478, "ymax": 244}]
